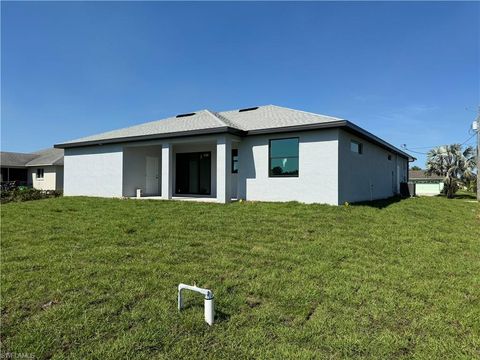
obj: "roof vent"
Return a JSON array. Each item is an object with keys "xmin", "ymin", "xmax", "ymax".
[
  {"xmin": 238, "ymin": 107, "xmax": 259, "ymax": 113},
  {"xmin": 176, "ymin": 112, "xmax": 196, "ymax": 118}
]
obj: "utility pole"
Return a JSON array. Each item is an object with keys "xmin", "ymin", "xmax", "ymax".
[
  {"xmin": 477, "ymin": 111, "xmax": 480, "ymax": 201},
  {"xmin": 475, "ymin": 108, "xmax": 480, "ymax": 201}
]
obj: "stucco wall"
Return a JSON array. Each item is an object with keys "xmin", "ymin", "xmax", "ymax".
[
  {"xmin": 338, "ymin": 129, "xmax": 409, "ymax": 203},
  {"xmin": 55, "ymin": 166, "xmax": 64, "ymax": 190},
  {"xmin": 62, "ymin": 136, "xmax": 238, "ymax": 199},
  {"xmin": 237, "ymin": 129, "xmax": 340, "ymax": 205},
  {"xmin": 64, "ymin": 144, "xmax": 123, "ymax": 197},
  {"xmin": 123, "ymin": 145, "xmax": 162, "ymax": 197},
  {"xmin": 62, "ymin": 129, "xmax": 408, "ymax": 204},
  {"xmin": 415, "ymin": 182, "xmax": 444, "ymax": 196},
  {"xmin": 28, "ymin": 165, "xmax": 59, "ymax": 190}
]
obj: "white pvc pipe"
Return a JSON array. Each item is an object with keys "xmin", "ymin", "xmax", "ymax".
[
  {"xmin": 178, "ymin": 283, "xmax": 215, "ymax": 325},
  {"xmin": 204, "ymin": 298, "xmax": 214, "ymax": 326}
]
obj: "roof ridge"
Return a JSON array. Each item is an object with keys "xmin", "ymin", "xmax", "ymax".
[
  {"xmin": 217, "ymin": 104, "xmax": 270, "ymax": 114},
  {"xmin": 33, "ymin": 147, "xmax": 59, "ymax": 155},
  {"xmin": 268, "ymin": 104, "xmax": 345, "ymax": 121},
  {"xmin": 25, "ymin": 148, "xmax": 64, "ymax": 166},
  {"xmin": 203, "ymin": 109, "xmax": 231, "ymax": 127},
  {"xmin": 0, "ymin": 150, "xmax": 36, "ymax": 155},
  {"xmin": 206, "ymin": 110, "xmax": 241, "ymax": 129}
]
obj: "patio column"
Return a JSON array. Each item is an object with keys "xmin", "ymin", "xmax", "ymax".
[
  {"xmin": 161, "ymin": 143, "xmax": 172, "ymax": 199},
  {"xmin": 217, "ymin": 135, "xmax": 232, "ymax": 203}
]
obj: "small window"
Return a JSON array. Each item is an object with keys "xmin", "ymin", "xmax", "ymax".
[
  {"xmin": 388, "ymin": 154, "xmax": 392, "ymax": 161},
  {"xmin": 37, "ymin": 168, "xmax": 44, "ymax": 179},
  {"xmin": 269, "ymin": 138, "xmax": 299, "ymax": 177},
  {"xmin": 232, "ymin": 149, "xmax": 238, "ymax": 174},
  {"xmin": 350, "ymin": 140, "xmax": 363, "ymax": 154}
]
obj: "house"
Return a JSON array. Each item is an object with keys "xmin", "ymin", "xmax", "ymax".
[
  {"xmin": 408, "ymin": 170, "xmax": 444, "ymax": 196},
  {"xmin": 54, "ymin": 105, "xmax": 413, "ymax": 205},
  {"xmin": 0, "ymin": 148, "xmax": 64, "ymax": 190}
]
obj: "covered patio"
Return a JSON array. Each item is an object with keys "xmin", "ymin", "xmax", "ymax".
[{"xmin": 122, "ymin": 134, "xmax": 239, "ymax": 203}]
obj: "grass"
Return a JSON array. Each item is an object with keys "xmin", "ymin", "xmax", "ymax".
[{"xmin": 1, "ymin": 195, "xmax": 479, "ymax": 359}]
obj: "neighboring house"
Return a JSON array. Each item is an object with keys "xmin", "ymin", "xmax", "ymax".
[
  {"xmin": 409, "ymin": 170, "xmax": 444, "ymax": 196},
  {"xmin": 0, "ymin": 148, "xmax": 64, "ymax": 190},
  {"xmin": 55, "ymin": 105, "xmax": 413, "ymax": 205}
]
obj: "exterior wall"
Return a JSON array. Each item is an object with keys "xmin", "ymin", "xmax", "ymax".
[
  {"xmin": 55, "ymin": 166, "xmax": 64, "ymax": 190},
  {"xmin": 415, "ymin": 182, "xmax": 444, "ymax": 196},
  {"xmin": 28, "ymin": 165, "xmax": 60, "ymax": 190},
  {"xmin": 338, "ymin": 129, "xmax": 409, "ymax": 203},
  {"xmin": 123, "ymin": 145, "xmax": 162, "ymax": 197},
  {"xmin": 64, "ymin": 144, "xmax": 123, "ymax": 197},
  {"xmin": 238, "ymin": 129, "xmax": 340, "ymax": 205},
  {"xmin": 61, "ymin": 129, "xmax": 408, "ymax": 205},
  {"xmin": 62, "ymin": 136, "xmax": 234, "ymax": 199}
]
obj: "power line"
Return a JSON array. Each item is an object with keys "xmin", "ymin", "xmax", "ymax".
[
  {"xmin": 406, "ymin": 145, "xmax": 446, "ymax": 150},
  {"xmin": 460, "ymin": 133, "xmax": 477, "ymax": 146},
  {"xmin": 402, "ymin": 148, "xmax": 429, "ymax": 155},
  {"xmin": 403, "ymin": 132, "xmax": 478, "ymax": 154}
]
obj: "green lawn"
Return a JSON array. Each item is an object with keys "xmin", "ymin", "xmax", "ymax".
[{"xmin": 1, "ymin": 196, "xmax": 479, "ymax": 359}]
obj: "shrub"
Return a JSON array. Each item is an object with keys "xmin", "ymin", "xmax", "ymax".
[{"xmin": 0, "ymin": 187, "xmax": 62, "ymax": 204}]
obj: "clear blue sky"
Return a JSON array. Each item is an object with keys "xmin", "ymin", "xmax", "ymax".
[{"xmin": 1, "ymin": 1, "xmax": 478, "ymax": 167}]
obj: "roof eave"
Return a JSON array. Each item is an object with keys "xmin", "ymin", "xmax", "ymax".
[
  {"xmin": 410, "ymin": 178, "xmax": 443, "ymax": 181},
  {"xmin": 25, "ymin": 163, "xmax": 62, "ymax": 167},
  {"xmin": 246, "ymin": 120, "xmax": 348, "ymax": 135},
  {"xmin": 0, "ymin": 164, "xmax": 29, "ymax": 168},
  {"xmin": 55, "ymin": 127, "xmax": 246, "ymax": 149},
  {"xmin": 342, "ymin": 121, "xmax": 415, "ymax": 161},
  {"xmin": 54, "ymin": 118, "xmax": 414, "ymax": 161},
  {"xmin": 246, "ymin": 120, "xmax": 414, "ymax": 160}
]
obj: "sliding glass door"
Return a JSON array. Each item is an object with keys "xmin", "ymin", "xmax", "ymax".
[{"xmin": 175, "ymin": 152, "xmax": 211, "ymax": 195}]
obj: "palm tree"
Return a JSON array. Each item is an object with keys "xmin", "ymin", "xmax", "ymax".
[{"xmin": 425, "ymin": 144, "xmax": 476, "ymax": 198}]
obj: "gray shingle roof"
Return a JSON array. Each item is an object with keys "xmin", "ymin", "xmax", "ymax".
[
  {"xmin": 409, "ymin": 170, "xmax": 443, "ymax": 180},
  {"xmin": 56, "ymin": 105, "xmax": 344, "ymax": 145},
  {"xmin": 0, "ymin": 148, "xmax": 64, "ymax": 167},
  {"xmin": 218, "ymin": 105, "xmax": 344, "ymax": 131},
  {"xmin": 54, "ymin": 105, "xmax": 412, "ymax": 160},
  {"xmin": 26, "ymin": 148, "xmax": 64, "ymax": 166},
  {"xmin": 0, "ymin": 152, "xmax": 39, "ymax": 167},
  {"xmin": 59, "ymin": 109, "xmax": 230, "ymax": 145}
]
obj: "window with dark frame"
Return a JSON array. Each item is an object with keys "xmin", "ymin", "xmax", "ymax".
[
  {"xmin": 232, "ymin": 149, "xmax": 238, "ymax": 174},
  {"xmin": 350, "ymin": 140, "xmax": 363, "ymax": 154},
  {"xmin": 36, "ymin": 168, "xmax": 44, "ymax": 179},
  {"xmin": 269, "ymin": 138, "xmax": 299, "ymax": 177},
  {"xmin": 388, "ymin": 154, "xmax": 392, "ymax": 160}
]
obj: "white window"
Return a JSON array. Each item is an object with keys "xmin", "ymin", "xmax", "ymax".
[
  {"xmin": 37, "ymin": 168, "xmax": 44, "ymax": 179},
  {"xmin": 350, "ymin": 140, "xmax": 363, "ymax": 154}
]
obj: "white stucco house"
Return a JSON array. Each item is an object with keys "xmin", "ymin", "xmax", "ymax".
[
  {"xmin": 0, "ymin": 148, "xmax": 64, "ymax": 190},
  {"xmin": 55, "ymin": 105, "xmax": 413, "ymax": 205},
  {"xmin": 408, "ymin": 170, "xmax": 444, "ymax": 196}
]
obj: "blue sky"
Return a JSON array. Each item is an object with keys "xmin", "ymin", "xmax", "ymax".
[{"xmin": 1, "ymin": 1, "xmax": 478, "ymax": 167}]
